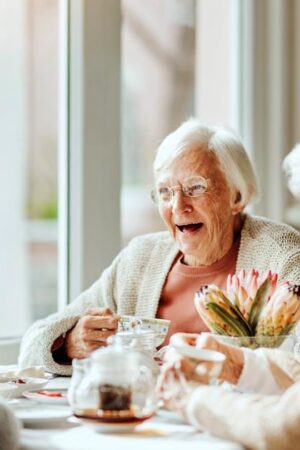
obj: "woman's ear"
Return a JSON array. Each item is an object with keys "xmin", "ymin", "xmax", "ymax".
[{"xmin": 231, "ymin": 191, "xmax": 244, "ymax": 215}]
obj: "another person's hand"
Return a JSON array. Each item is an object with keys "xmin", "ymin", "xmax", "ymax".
[
  {"xmin": 170, "ymin": 332, "xmax": 245, "ymax": 385},
  {"xmin": 156, "ymin": 347, "xmax": 194, "ymax": 413},
  {"xmin": 64, "ymin": 307, "xmax": 119, "ymax": 359}
]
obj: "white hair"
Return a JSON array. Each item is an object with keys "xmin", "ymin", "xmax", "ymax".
[
  {"xmin": 282, "ymin": 143, "xmax": 300, "ymax": 198},
  {"xmin": 154, "ymin": 118, "xmax": 259, "ymax": 208}
]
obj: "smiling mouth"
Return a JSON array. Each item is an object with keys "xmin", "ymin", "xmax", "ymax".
[{"xmin": 176, "ymin": 223, "xmax": 203, "ymax": 233}]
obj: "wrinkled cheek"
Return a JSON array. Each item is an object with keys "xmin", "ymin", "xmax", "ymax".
[
  {"xmin": 158, "ymin": 206, "xmax": 168, "ymax": 225},
  {"xmin": 204, "ymin": 207, "xmax": 223, "ymax": 240},
  {"xmin": 159, "ymin": 208, "xmax": 176, "ymax": 236}
]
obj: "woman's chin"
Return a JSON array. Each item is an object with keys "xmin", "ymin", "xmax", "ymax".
[
  {"xmin": 177, "ymin": 242, "xmax": 206, "ymax": 262},
  {"xmin": 176, "ymin": 230, "xmax": 206, "ymax": 250}
]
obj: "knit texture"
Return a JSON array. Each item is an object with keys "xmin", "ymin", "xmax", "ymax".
[
  {"xmin": 19, "ymin": 214, "xmax": 300, "ymax": 375},
  {"xmin": 186, "ymin": 379, "xmax": 300, "ymax": 450}
]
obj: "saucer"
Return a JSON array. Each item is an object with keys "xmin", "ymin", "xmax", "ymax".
[
  {"xmin": 0, "ymin": 378, "xmax": 50, "ymax": 399},
  {"xmin": 70, "ymin": 413, "xmax": 154, "ymax": 433},
  {"xmin": 23, "ymin": 388, "xmax": 69, "ymax": 405}
]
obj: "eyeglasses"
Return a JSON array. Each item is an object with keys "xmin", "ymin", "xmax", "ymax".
[{"xmin": 151, "ymin": 176, "xmax": 209, "ymax": 204}]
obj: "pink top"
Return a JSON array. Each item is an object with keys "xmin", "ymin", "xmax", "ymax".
[{"xmin": 157, "ymin": 239, "xmax": 240, "ymax": 345}]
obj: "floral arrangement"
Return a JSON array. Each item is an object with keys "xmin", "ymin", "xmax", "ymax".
[{"xmin": 194, "ymin": 269, "xmax": 300, "ymax": 339}]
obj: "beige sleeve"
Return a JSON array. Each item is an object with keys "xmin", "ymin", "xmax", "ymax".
[
  {"xmin": 261, "ymin": 348, "xmax": 300, "ymax": 388},
  {"xmin": 186, "ymin": 381, "xmax": 300, "ymax": 450},
  {"xmin": 18, "ymin": 251, "xmax": 122, "ymax": 375}
]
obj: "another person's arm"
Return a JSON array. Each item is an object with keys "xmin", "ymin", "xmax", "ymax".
[
  {"xmin": 160, "ymin": 334, "xmax": 300, "ymax": 449},
  {"xmin": 170, "ymin": 333, "xmax": 300, "ymax": 394},
  {"xmin": 185, "ymin": 381, "xmax": 300, "ymax": 450}
]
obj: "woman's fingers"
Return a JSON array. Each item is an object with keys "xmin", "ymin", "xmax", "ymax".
[
  {"xmin": 196, "ymin": 333, "xmax": 221, "ymax": 351},
  {"xmin": 196, "ymin": 334, "xmax": 244, "ymax": 384},
  {"xmin": 84, "ymin": 306, "xmax": 114, "ymax": 316},
  {"xmin": 170, "ymin": 332, "xmax": 199, "ymax": 347},
  {"xmin": 78, "ymin": 315, "xmax": 119, "ymax": 349},
  {"xmin": 176, "ymin": 357, "xmax": 211, "ymax": 383},
  {"xmin": 82, "ymin": 315, "xmax": 119, "ymax": 331},
  {"xmin": 81, "ymin": 329, "xmax": 116, "ymax": 343},
  {"xmin": 63, "ymin": 308, "xmax": 120, "ymax": 359}
]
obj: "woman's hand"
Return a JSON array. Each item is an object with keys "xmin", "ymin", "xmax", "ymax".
[
  {"xmin": 156, "ymin": 348, "xmax": 194, "ymax": 412},
  {"xmin": 170, "ymin": 332, "xmax": 245, "ymax": 385},
  {"xmin": 64, "ymin": 307, "xmax": 119, "ymax": 359}
]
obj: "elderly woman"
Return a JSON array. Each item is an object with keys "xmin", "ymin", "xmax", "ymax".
[
  {"xmin": 19, "ymin": 119, "xmax": 300, "ymax": 375},
  {"xmin": 158, "ymin": 142, "xmax": 300, "ymax": 450}
]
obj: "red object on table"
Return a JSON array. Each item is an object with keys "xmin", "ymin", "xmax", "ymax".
[{"xmin": 36, "ymin": 391, "xmax": 64, "ymax": 398}]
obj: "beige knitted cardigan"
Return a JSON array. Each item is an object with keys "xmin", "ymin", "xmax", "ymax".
[
  {"xmin": 186, "ymin": 374, "xmax": 300, "ymax": 450},
  {"xmin": 19, "ymin": 214, "xmax": 300, "ymax": 376}
]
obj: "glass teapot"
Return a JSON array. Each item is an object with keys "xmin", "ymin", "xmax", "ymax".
[{"xmin": 72, "ymin": 336, "xmax": 157, "ymax": 421}]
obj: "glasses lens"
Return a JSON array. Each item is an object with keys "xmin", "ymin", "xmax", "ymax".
[
  {"xmin": 150, "ymin": 189, "xmax": 157, "ymax": 203},
  {"xmin": 157, "ymin": 187, "xmax": 172, "ymax": 202},
  {"xmin": 184, "ymin": 178, "xmax": 207, "ymax": 197}
]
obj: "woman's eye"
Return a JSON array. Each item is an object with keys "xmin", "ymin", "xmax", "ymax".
[
  {"xmin": 186, "ymin": 183, "xmax": 206, "ymax": 196},
  {"xmin": 158, "ymin": 187, "xmax": 170, "ymax": 197}
]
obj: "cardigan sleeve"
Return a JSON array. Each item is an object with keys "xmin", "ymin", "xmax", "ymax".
[
  {"xmin": 280, "ymin": 250, "xmax": 300, "ymax": 285},
  {"xmin": 18, "ymin": 250, "xmax": 124, "ymax": 376},
  {"xmin": 260, "ymin": 348, "xmax": 300, "ymax": 388},
  {"xmin": 236, "ymin": 348, "xmax": 282, "ymax": 394},
  {"xmin": 18, "ymin": 232, "xmax": 174, "ymax": 376},
  {"xmin": 185, "ymin": 381, "xmax": 300, "ymax": 450}
]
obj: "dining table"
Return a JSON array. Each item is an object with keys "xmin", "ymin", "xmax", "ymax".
[{"xmin": 1, "ymin": 366, "xmax": 243, "ymax": 450}]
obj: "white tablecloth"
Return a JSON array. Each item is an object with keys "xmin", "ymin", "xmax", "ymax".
[
  {"xmin": 20, "ymin": 414, "xmax": 243, "ymax": 450},
  {"xmin": 14, "ymin": 377, "xmax": 243, "ymax": 450}
]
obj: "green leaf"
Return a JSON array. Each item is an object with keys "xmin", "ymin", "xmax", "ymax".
[
  {"xmin": 209, "ymin": 323, "xmax": 228, "ymax": 335},
  {"xmin": 216, "ymin": 292, "xmax": 253, "ymax": 335},
  {"xmin": 207, "ymin": 303, "xmax": 250, "ymax": 337},
  {"xmin": 249, "ymin": 278, "xmax": 272, "ymax": 332}
]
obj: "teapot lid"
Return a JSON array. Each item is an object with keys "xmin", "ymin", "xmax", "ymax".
[
  {"xmin": 116, "ymin": 328, "xmax": 155, "ymax": 340},
  {"xmin": 91, "ymin": 336, "xmax": 152, "ymax": 369}
]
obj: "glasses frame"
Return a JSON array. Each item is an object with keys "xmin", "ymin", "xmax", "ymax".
[{"xmin": 151, "ymin": 176, "xmax": 209, "ymax": 204}]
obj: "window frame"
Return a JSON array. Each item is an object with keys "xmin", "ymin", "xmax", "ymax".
[
  {"xmin": 0, "ymin": 0, "xmax": 121, "ymax": 363},
  {"xmin": 60, "ymin": 0, "xmax": 122, "ymax": 306}
]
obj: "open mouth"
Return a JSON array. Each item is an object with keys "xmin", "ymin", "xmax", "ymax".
[{"xmin": 176, "ymin": 223, "xmax": 203, "ymax": 233}]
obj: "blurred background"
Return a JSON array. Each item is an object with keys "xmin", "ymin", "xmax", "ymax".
[{"xmin": 1, "ymin": 0, "xmax": 299, "ymax": 339}]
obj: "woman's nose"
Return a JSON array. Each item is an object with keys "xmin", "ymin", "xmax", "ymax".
[{"xmin": 171, "ymin": 190, "xmax": 192, "ymax": 213}]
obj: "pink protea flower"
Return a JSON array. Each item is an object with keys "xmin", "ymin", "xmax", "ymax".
[{"xmin": 256, "ymin": 284, "xmax": 300, "ymax": 335}]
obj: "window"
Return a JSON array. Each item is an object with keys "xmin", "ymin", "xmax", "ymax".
[
  {"xmin": 3, "ymin": 0, "xmax": 298, "ymax": 346},
  {"xmin": 0, "ymin": 0, "xmax": 59, "ymax": 338},
  {"xmin": 121, "ymin": 0, "xmax": 196, "ymax": 244}
]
